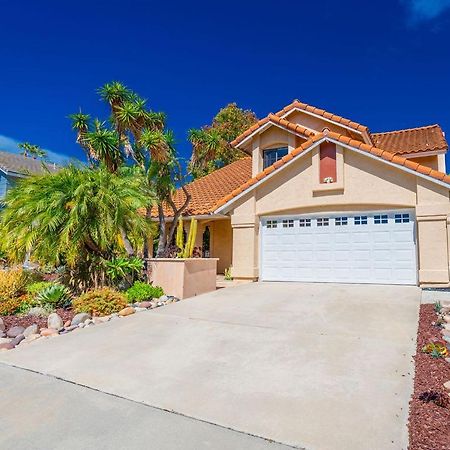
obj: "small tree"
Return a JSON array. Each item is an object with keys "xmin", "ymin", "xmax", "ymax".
[{"xmin": 188, "ymin": 103, "xmax": 257, "ymax": 178}]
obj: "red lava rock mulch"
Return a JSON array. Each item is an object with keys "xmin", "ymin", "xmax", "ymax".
[
  {"xmin": 2, "ymin": 308, "xmax": 74, "ymax": 331},
  {"xmin": 408, "ymin": 304, "xmax": 450, "ymax": 450}
]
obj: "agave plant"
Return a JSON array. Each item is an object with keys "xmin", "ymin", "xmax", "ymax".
[{"xmin": 36, "ymin": 284, "xmax": 72, "ymax": 308}]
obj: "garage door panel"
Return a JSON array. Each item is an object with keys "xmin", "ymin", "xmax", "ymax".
[{"xmin": 261, "ymin": 210, "xmax": 417, "ymax": 285}]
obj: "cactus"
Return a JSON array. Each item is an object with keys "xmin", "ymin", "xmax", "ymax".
[{"xmin": 182, "ymin": 218, "xmax": 197, "ymax": 258}]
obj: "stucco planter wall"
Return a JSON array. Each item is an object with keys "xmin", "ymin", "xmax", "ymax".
[{"xmin": 147, "ymin": 258, "xmax": 218, "ymax": 299}]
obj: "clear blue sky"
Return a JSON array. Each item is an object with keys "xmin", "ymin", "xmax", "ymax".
[{"xmin": 1, "ymin": 0, "xmax": 450, "ymax": 168}]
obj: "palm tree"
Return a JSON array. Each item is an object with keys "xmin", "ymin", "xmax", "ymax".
[
  {"xmin": 0, "ymin": 165, "xmax": 153, "ymax": 289},
  {"xmin": 18, "ymin": 142, "xmax": 47, "ymax": 159}
]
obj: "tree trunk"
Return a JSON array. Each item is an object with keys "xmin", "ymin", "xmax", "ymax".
[
  {"xmin": 120, "ymin": 227, "xmax": 135, "ymax": 257},
  {"xmin": 156, "ymin": 205, "xmax": 167, "ymax": 257}
]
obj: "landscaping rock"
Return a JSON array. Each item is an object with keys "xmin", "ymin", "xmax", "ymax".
[
  {"xmin": 443, "ymin": 315, "xmax": 450, "ymax": 323},
  {"xmin": 0, "ymin": 342, "xmax": 15, "ymax": 351},
  {"xmin": 7, "ymin": 326, "xmax": 25, "ymax": 338},
  {"xmin": 78, "ymin": 323, "xmax": 85, "ymax": 328},
  {"xmin": 23, "ymin": 334, "xmax": 41, "ymax": 344},
  {"xmin": 0, "ymin": 338, "xmax": 11, "ymax": 344},
  {"xmin": 23, "ymin": 324, "xmax": 39, "ymax": 337},
  {"xmin": 28, "ymin": 306, "xmax": 48, "ymax": 317},
  {"xmin": 40, "ymin": 328, "xmax": 58, "ymax": 337},
  {"xmin": 159, "ymin": 295, "xmax": 168, "ymax": 302},
  {"xmin": 71, "ymin": 312, "xmax": 91, "ymax": 326},
  {"xmin": 0, "ymin": 331, "xmax": 5, "ymax": 338},
  {"xmin": 48, "ymin": 313, "xmax": 63, "ymax": 330},
  {"xmin": 0, "ymin": 317, "xmax": 4, "ymax": 332},
  {"xmin": 444, "ymin": 324, "xmax": 450, "ymax": 332},
  {"xmin": 118, "ymin": 307, "xmax": 135, "ymax": 317},
  {"xmin": 64, "ymin": 325, "xmax": 78, "ymax": 332},
  {"xmin": 134, "ymin": 307, "xmax": 146, "ymax": 312},
  {"xmin": 10, "ymin": 334, "xmax": 25, "ymax": 346},
  {"xmin": 64, "ymin": 320, "xmax": 71, "ymax": 328},
  {"xmin": 138, "ymin": 301, "xmax": 152, "ymax": 309},
  {"xmin": 444, "ymin": 380, "xmax": 450, "ymax": 392}
]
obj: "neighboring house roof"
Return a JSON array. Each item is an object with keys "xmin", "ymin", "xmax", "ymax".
[
  {"xmin": 214, "ymin": 131, "xmax": 450, "ymax": 213},
  {"xmin": 157, "ymin": 157, "xmax": 252, "ymax": 217},
  {"xmin": 371, "ymin": 124, "xmax": 447, "ymax": 155},
  {"xmin": 0, "ymin": 150, "xmax": 59, "ymax": 175}
]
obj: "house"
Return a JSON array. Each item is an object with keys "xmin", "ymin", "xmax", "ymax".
[
  {"xmin": 0, "ymin": 150, "xmax": 58, "ymax": 200},
  {"xmin": 168, "ymin": 99, "xmax": 450, "ymax": 287}
]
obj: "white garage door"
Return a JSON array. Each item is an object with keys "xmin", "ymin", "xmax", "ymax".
[{"xmin": 260, "ymin": 211, "xmax": 417, "ymax": 285}]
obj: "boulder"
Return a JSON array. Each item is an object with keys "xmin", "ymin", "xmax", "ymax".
[
  {"xmin": 23, "ymin": 334, "xmax": 41, "ymax": 344},
  {"xmin": 134, "ymin": 307, "xmax": 147, "ymax": 312},
  {"xmin": 47, "ymin": 313, "xmax": 63, "ymax": 330},
  {"xmin": 40, "ymin": 328, "xmax": 59, "ymax": 337},
  {"xmin": 0, "ymin": 342, "xmax": 15, "ymax": 351},
  {"xmin": 138, "ymin": 301, "xmax": 152, "ymax": 309},
  {"xmin": 10, "ymin": 334, "xmax": 25, "ymax": 346},
  {"xmin": 158, "ymin": 295, "xmax": 168, "ymax": 303},
  {"xmin": 118, "ymin": 307, "xmax": 135, "ymax": 317},
  {"xmin": 64, "ymin": 325, "xmax": 78, "ymax": 332},
  {"xmin": 0, "ymin": 337, "xmax": 11, "ymax": 344},
  {"xmin": 23, "ymin": 324, "xmax": 39, "ymax": 337},
  {"xmin": 71, "ymin": 313, "xmax": 91, "ymax": 326},
  {"xmin": 0, "ymin": 317, "xmax": 4, "ymax": 332},
  {"xmin": 28, "ymin": 307, "xmax": 48, "ymax": 317},
  {"xmin": 0, "ymin": 331, "xmax": 5, "ymax": 338},
  {"xmin": 7, "ymin": 326, "xmax": 25, "ymax": 338},
  {"xmin": 64, "ymin": 320, "xmax": 71, "ymax": 328}
]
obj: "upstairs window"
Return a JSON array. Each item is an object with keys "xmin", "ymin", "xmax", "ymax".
[{"xmin": 263, "ymin": 147, "xmax": 288, "ymax": 169}]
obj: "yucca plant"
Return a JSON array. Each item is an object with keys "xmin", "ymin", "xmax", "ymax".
[{"xmin": 175, "ymin": 218, "xmax": 197, "ymax": 258}]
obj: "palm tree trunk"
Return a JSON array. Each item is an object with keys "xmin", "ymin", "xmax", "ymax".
[
  {"xmin": 119, "ymin": 227, "xmax": 135, "ymax": 257},
  {"xmin": 156, "ymin": 205, "xmax": 167, "ymax": 257}
]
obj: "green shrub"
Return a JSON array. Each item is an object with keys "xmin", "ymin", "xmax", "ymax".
[
  {"xmin": 26, "ymin": 281, "xmax": 54, "ymax": 297},
  {"xmin": 36, "ymin": 284, "xmax": 72, "ymax": 308},
  {"xmin": 73, "ymin": 287, "xmax": 127, "ymax": 316},
  {"xmin": 0, "ymin": 294, "xmax": 30, "ymax": 316},
  {"xmin": 0, "ymin": 268, "xmax": 29, "ymax": 299},
  {"xmin": 126, "ymin": 281, "xmax": 164, "ymax": 302}
]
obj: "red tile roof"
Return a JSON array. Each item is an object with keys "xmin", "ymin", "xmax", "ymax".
[
  {"xmin": 275, "ymin": 100, "xmax": 370, "ymax": 134},
  {"xmin": 230, "ymin": 113, "xmax": 317, "ymax": 147},
  {"xmin": 213, "ymin": 132, "xmax": 450, "ymax": 211},
  {"xmin": 371, "ymin": 124, "xmax": 447, "ymax": 155},
  {"xmin": 156, "ymin": 157, "xmax": 252, "ymax": 217}
]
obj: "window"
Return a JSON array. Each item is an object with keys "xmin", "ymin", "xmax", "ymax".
[
  {"xmin": 395, "ymin": 213, "xmax": 410, "ymax": 223},
  {"xmin": 335, "ymin": 217, "xmax": 348, "ymax": 226},
  {"xmin": 354, "ymin": 216, "xmax": 368, "ymax": 225},
  {"xmin": 299, "ymin": 218, "xmax": 311, "ymax": 227},
  {"xmin": 374, "ymin": 214, "xmax": 388, "ymax": 224},
  {"xmin": 263, "ymin": 147, "xmax": 288, "ymax": 169},
  {"xmin": 266, "ymin": 220, "xmax": 278, "ymax": 229},
  {"xmin": 317, "ymin": 217, "xmax": 329, "ymax": 227},
  {"xmin": 282, "ymin": 219, "xmax": 294, "ymax": 228}
]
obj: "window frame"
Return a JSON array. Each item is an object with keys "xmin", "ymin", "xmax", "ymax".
[{"xmin": 263, "ymin": 147, "xmax": 289, "ymax": 169}]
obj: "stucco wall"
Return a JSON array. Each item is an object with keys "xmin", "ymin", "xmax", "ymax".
[
  {"xmin": 228, "ymin": 143, "xmax": 450, "ymax": 285},
  {"xmin": 211, "ymin": 219, "xmax": 232, "ymax": 274}
]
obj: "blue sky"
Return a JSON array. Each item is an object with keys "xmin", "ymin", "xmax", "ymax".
[{"xmin": 1, "ymin": 0, "xmax": 450, "ymax": 168}]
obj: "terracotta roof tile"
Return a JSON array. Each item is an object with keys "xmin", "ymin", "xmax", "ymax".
[
  {"xmin": 371, "ymin": 124, "xmax": 447, "ymax": 155},
  {"xmin": 213, "ymin": 132, "xmax": 450, "ymax": 212},
  {"xmin": 154, "ymin": 157, "xmax": 252, "ymax": 217},
  {"xmin": 231, "ymin": 112, "xmax": 316, "ymax": 147},
  {"xmin": 274, "ymin": 100, "xmax": 370, "ymax": 134}
]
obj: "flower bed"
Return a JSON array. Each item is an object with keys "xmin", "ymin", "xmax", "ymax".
[{"xmin": 408, "ymin": 303, "xmax": 450, "ymax": 450}]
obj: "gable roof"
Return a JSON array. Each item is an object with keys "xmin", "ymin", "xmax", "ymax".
[
  {"xmin": 0, "ymin": 150, "xmax": 59, "ymax": 176},
  {"xmin": 230, "ymin": 113, "xmax": 317, "ymax": 148},
  {"xmin": 214, "ymin": 131, "xmax": 450, "ymax": 213},
  {"xmin": 157, "ymin": 157, "xmax": 252, "ymax": 217},
  {"xmin": 275, "ymin": 99, "xmax": 371, "ymax": 135},
  {"xmin": 371, "ymin": 124, "xmax": 447, "ymax": 155}
]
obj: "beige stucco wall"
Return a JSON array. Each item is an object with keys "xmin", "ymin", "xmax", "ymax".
[
  {"xmin": 211, "ymin": 219, "xmax": 232, "ymax": 274},
  {"xmin": 228, "ymin": 144, "xmax": 450, "ymax": 286},
  {"xmin": 409, "ymin": 155, "xmax": 439, "ymax": 171}
]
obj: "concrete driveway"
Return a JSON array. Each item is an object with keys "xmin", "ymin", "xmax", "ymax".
[{"xmin": 0, "ymin": 282, "xmax": 420, "ymax": 450}]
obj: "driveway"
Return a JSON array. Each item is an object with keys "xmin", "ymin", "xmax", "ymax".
[{"xmin": 0, "ymin": 282, "xmax": 420, "ymax": 450}]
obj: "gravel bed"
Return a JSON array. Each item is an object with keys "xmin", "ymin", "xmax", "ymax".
[
  {"xmin": 408, "ymin": 304, "xmax": 450, "ymax": 450},
  {"xmin": 2, "ymin": 308, "xmax": 74, "ymax": 330}
]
